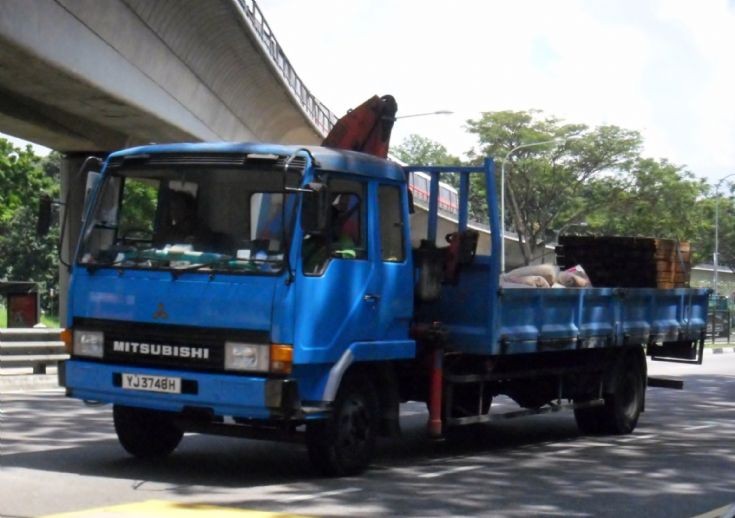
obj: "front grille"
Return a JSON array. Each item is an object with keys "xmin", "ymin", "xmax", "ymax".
[{"xmin": 74, "ymin": 318, "xmax": 269, "ymax": 373}]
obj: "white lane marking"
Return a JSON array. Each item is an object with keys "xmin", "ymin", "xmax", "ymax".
[
  {"xmin": 277, "ymin": 487, "xmax": 362, "ymax": 503},
  {"xmin": 683, "ymin": 424, "xmax": 717, "ymax": 431},
  {"xmin": 616, "ymin": 434, "xmax": 655, "ymax": 442},
  {"xmin": 373, "ymin": 465, "xmax": 425, "ymax": 476},
  {"xmin": 419, "ymin": 465, "xmax": 483, "ymax": 478},
  {"xmin": 691, "ymin": 502, "xmax": 735, "ymax": 518}
]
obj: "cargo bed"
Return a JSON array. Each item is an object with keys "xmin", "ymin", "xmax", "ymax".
[{"xmin": 417, "ymin": 256, "xmax": 709, "ymax": 358}]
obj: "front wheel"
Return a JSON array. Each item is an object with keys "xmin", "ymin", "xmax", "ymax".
[
  {"xmin": 306, "ymin": 374, "xmax": 379, "ymax": 477},
  {"xmin": 113, "ymin": 405, "xmax": 183, "ymax": 459}
]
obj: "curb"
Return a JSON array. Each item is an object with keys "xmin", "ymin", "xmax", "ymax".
[
  {"xmin": 0, "ymin": 373, "xmax": 60, "ymax": 394},
  {"xmin": 704, "ymin": 347, "xmax": 735, "ymax": 355}
]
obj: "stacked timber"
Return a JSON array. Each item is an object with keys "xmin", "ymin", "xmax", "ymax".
[{"xmin": 555, "ymin": 236, "xmax": 690, "ymax": 289}]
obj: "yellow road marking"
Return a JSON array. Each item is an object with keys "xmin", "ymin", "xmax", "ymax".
[
  {"xmin": 691, "ymin": 503, "xmax": 735, "ymax": 518},
  {"xmin": 41, "ymin": 499, "xmax": 307, "ymax": 518}
]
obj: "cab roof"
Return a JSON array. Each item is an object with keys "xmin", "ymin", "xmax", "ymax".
[{"xmin": 106, "ymin": 142, "xmax": 406, "ymax": 183}]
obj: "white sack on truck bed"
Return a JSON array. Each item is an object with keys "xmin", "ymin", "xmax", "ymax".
[
  {"xmin": 500, "ymin": 264, "xmax": 592, "ymax": 289},
  {"xmin": 502, "ymin": 264, "xmax": 557, "ymax": 286},
  {"xmin": 500, "ymin": 274, "xmax": 551, "ymax": 288},
  {"xmin": 557, "ymin": 265, "xmax": 592, "ymax": 288}
]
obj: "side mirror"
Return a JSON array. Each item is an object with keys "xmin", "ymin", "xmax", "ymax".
[
  {"xmin": 37, "ymin": 194, "xmax": 52, "ymax": 237},
  {"xmin": 301, "ymin": 185, "xmax": 328, "ymax": 234}
]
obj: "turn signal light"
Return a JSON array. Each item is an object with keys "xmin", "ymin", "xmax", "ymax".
[
  {"xmin": 270, "ymin": 344, "xmax": 293, "ymax": 375},
  {"xmin": 60, "ymin": 329, "xmax": 73, "ymax": 354}
]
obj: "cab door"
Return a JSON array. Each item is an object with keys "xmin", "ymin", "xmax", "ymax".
[
  {"xmin": 369, "ymin": 182, "xmax": 413, "ymax": 340},
  {"xmin": 295, "ymin": 176, "xmax": 380, "ymax": 361}
]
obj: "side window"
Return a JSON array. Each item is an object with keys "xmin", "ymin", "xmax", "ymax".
[
  {"xmin": 250, "ymin": 192, "xmax": 285, "ymax": 246},
  {"xmin": 118, "ymin": 178, "xmax": 159, "ymax": 243},
  {"xmin": 302, "ymin": 178, "xmax": 367, "ymax": 274},
  {"xmin": 378, "ymin": 184, "xmax": 405, "ymax": 262},
  {"xmin": 416, "ymin": 175, "xmax": 428, "ymax": 202}
]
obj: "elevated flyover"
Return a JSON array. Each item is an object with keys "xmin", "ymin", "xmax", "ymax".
[
  {"xmin": 0, "ymin": 0, "xmax": 338, "ymax": 320},
  {"xmin": 0, "ymin": 0, "xmax": 335, "ymax": 152}
]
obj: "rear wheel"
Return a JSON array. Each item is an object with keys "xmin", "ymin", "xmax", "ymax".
[
  {"xmin": 306, "ymin": 374, "xmax": 379, "ymax": 477},
  {"xmin": 600, "ymin": 358, "xmax": 645, "ymax": 434},
  {"xmin": 574, "ymin": 352, "xmax": 645, "ymax": 435},
  {"xmin": 113, "ymin": 405, "xmax": 183, "ymax": 459}
]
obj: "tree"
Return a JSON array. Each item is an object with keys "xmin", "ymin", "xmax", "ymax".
[
  {"xmin": 391, "ymin": 134, "xmax": 462, "ymax": 167},
  {"xmin": 0, "ymin": 140, "xmax": 61, "ymax": 314},
  {"xmin": 688, "ymin": 183, "xmax": 735, "ymax": 267},
  {"xmin": 466, "ymin": 110, "xmax": 642, "ymax": 264},
  {"xmin": 586, "ymin": 158, "xmax": 708, "ymax": 244}
]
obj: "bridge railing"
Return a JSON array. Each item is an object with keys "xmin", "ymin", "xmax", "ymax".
[{"xmin": 235, "ymin": 0, "xmax": 338, "ymax": 136}]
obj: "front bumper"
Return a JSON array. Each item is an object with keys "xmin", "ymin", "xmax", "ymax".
[{"xmin": 61, "ymin": 359, "xmax": 301, "ymax": 420}]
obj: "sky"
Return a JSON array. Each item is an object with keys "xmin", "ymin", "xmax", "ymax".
[
  {"xmin": 3, "ymin": 0, "xmax": 734, "ymax": 183},
  {"xmin": 259, "ymin": 0, "xmax": 735, "ymax": 183}
]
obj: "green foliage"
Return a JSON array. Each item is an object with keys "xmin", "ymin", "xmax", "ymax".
[
  {"xmin": 1, "ymin": 141, "xmax": 50, "ymax": 222},
  {"xmin": 0, "ymin": 206, "xmax": 60, "ymax": 313},
  {"xmin": 392, "ymin": 134, "xmax": 467, "ymax": 209},
  {"xmin": 586, "ymin": 158, "xmax": 708, "ymax": 241},
  {"xmin": 391, "ymin": 134, "xmax": 462, "ymax": 167},
  {"xmin": 0, "ymin": 140, "xmax": 61, "ymax": 314},
  {"xmin": 466, "ymin": 110, "xmax": 643, "ymax": 264},
  {"xmin": 119, "ymin": 178, "xmax": 159, "ymax": 237},
  {"xmin": 692, "ymin": 185, "xmax": 735, "ymax": 267}
]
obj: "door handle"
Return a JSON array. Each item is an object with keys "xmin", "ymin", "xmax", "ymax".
[{"xmin": 363, "ymin": 293, "xmax": 381, "ymax": 303}]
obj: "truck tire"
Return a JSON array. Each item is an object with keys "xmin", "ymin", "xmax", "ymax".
[
  {"xmin": 306, "ymin": 373, "xmax": 379, "ymax": 477},
  {"xmin": 575, "ymin": 350, "xmax": 646, "ymax": 435},
  {"xmin": 113, "ymin": 405, "xmax": 183, "ymax": 459},
  {"xmin": 599, "ymin": 355, "xmax": 645, "ymax": 434}
]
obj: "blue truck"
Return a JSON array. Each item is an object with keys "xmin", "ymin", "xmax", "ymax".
[{"xmin": 58, "ymin": 142, "xmax": 709, "ymax": 476}]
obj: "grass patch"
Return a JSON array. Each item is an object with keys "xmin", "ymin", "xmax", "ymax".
[{"xmin": 0, "ymin": 304, "xmax": 60, "ymax": 329}]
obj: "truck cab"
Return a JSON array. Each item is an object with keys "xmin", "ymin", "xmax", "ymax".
[{"xmin": 63, "ymin": 143, "xmax": 415, "ymax": 474}]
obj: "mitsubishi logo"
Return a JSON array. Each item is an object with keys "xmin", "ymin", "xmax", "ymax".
[{"xmin": 153, "ymin": 303, "xmax": 169, "ymax": 320}]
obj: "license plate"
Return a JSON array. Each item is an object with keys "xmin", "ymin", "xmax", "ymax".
[{"xmin": 121, "ymin": 373, "xmax": 181, "ymax": 394}]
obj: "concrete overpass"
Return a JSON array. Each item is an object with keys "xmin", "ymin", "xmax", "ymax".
[
  {"xmin": 0, "ymin": 0, "xmax": 338, "ymax": 320},
  {"xmin": 0, "ymin": 0, "xmax": 335, "ymax": 152}
]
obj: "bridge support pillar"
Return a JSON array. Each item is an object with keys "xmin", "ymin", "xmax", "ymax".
[{"xmin": 58, "ymin": 153, "xmax": 106, "ymax": 325}]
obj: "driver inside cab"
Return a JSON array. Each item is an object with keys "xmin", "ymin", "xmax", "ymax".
[{"xmin": 302, "ymin": 193, "xmax": 360, "ymax": 273}]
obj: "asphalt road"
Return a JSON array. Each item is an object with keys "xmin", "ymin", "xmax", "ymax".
[{"xmin": 1, "ymin": 355, "xmax": 733, "ymax": 518}]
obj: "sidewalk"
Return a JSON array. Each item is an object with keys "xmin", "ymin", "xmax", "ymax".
[
  {"xmin": 0, "ymin": 367, "xmax": 61, "ymax": 393},
  {"xmin": 705, "ymin": 345, "xmax": 735, "ymax": 355}
]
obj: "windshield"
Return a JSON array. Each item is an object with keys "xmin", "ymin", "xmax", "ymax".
[{"xmin": 78, "ymin": 165, "xmax": 297, "ymax": 274}]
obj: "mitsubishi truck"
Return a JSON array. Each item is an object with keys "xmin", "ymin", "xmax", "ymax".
[{"xmin": 56, "ymin": 141, "xmax": 709, "ymax": 476}]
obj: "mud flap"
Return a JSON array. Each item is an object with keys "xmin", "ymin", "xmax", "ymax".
[{"xmin": 647, "ymin": 336, "xmax": 705, "ymax": 365}]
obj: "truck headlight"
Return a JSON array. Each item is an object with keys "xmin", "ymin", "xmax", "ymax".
[
  {"xmin": 73, "ymin": 330, "xmax": 104, "ymax": 358},
  {"xmin": 225, "ymin": 342, "xmax": 269, "ymax": 372}
]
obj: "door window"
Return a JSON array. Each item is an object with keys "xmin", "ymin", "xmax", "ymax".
[
  {"xmin": 378, "ymin": 184, "xmax": 405, "ymax": 262},
  {"xmin": 302, "ymin": 178, "xmax": 367, "ymax": 274}
]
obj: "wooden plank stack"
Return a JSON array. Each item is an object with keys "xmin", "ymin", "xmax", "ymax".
[{"xmin": 556, "ymin": 236, "xmax": 691, "ymax": 288}]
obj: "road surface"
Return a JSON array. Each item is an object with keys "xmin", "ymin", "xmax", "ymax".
[{"xmin": 1, "ymin": 354, "xmax": 733, "ymax": 517}]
